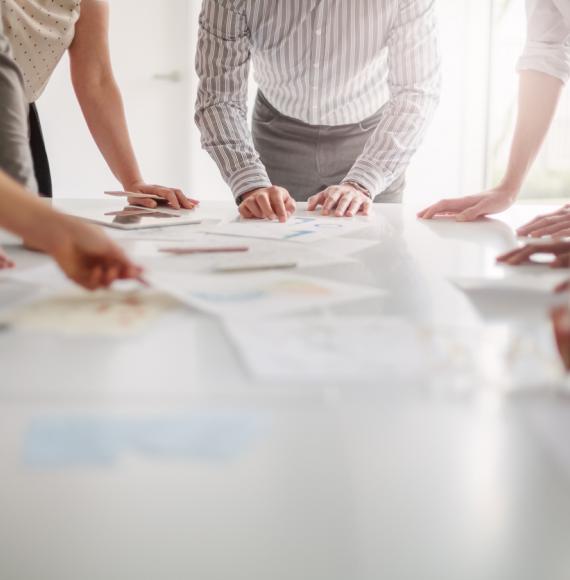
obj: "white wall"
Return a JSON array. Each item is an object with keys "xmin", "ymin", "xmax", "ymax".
[
  {"xmin": 40, "ymin": 0, "xmax": 493, "ymax": 206},
  {"xmin": 41, "ymin": 0, "xmax": 195, "ymax": 198}
]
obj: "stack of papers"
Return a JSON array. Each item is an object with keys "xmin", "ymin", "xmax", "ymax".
[{"xmin": 127, "ymin": 237, "xmax": 377, "ymax": 273}]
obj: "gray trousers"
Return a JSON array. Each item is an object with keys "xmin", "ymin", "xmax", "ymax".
[
  {"xmin": 0, "ymin": 28, "xmax": 36, "ymax": 192},
  {"xmin": 252, "ymin": 92, "xmax": 405, "ymax": 203}
]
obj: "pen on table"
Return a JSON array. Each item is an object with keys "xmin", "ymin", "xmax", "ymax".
[
  {"xmin": 136, "ymin": 274, "xmax": 151, "ymax": 288},
  {"xmin": 214, "ymin": 262, "xmax": 298, "ymax": 274},
  {"xmin": 159, "ymin": 246, "xmax": 250, "ymax": 255}
]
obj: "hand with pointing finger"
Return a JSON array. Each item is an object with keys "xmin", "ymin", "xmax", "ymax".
[{"xmin": 239, "ymin": 186, "xmax": 296, "ymax": 222}]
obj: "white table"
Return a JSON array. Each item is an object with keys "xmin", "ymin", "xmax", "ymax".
[{"xmin": 1, "ymin": 201, "xmax": 569, "ymax": 580}]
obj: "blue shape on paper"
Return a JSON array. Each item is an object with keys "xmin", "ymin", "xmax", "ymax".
[
  {"xmin": 24, "ymin": 411, "xmax": 268, "ymax": 470},
  {"xmin": 283, "ymin": 230, "xmax": 314, "ymax": 240},
  {"xmin": 292, "ymin": 218, "xmax": 317, "ymax": 226}
]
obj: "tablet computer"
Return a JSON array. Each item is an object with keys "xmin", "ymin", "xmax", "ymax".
[{"xmin": 61, "ymin": 204, "xmax": 202, "ymax": 231}]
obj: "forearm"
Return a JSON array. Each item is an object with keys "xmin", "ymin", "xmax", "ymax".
[
  {"xmin": 195, "ymin": 103, "xmax": 271, "ymax": 199},
  {"xmin": 0, "ymin": 171, "xmax": 65, "ymax": 247},
  {"xmin": 500, "ymin": 71, "xmax": 564, "ymax": 194},
  {"xmin": 195, "ymin": 1, "xmax": 270, "ymax": 200},
  {"xmin": 346, "ymin": 0, "xmax": 441, "ymax": 197},
  {"xmin": 73, "ymin": 74, "xmax": 143, "ymax": 188},
  {"xmin": 345, "ymin": 87, "xmax": 440, "ymax": 197}
]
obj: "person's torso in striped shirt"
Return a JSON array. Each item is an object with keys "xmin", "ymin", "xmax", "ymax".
[{"xmin": 240, "ymin": 0, "xmax": 399, "ymax": 126}]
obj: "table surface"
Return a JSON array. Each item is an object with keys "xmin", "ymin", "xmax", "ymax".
[{"xmin": 1, "ymin": 200, "xmax": 570, "ymax": 580}]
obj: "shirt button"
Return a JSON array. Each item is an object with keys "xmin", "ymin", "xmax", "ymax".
[{"xmin": 315, "ymin": 29, "xmax": 322, "ymax": 35}]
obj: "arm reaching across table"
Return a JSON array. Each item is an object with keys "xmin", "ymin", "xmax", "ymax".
[
  {"xmin": 418, "ymin": 71, "xmax": 564, "ymax": 221},
  {"xmin": 0, "ymin": 171, "xmax": 142, "ymax": 289}
]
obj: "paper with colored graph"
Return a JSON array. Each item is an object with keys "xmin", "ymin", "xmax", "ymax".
[
  {"xmin": 202, "ymin": 210, "xmax": 375, "ymax": 243},
  {"xmin": 149, "ymin": 271, "xmax": 383, "ymax": 318},
  {"xmin": 7, "ymin": 290, "xmax": 178, "ymax": 336}
]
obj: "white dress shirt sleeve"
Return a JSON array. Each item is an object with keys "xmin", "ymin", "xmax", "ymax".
[
  {"xmin": 195, "ymin": 0, "xmax": 272, "ymax": 201},
  {"xmin": 517, "ymin": 0, "xmax": 570, "ymax": 83},
  {"xmin": 343, "ymin": 0, "xmax": 441, "ymax": 199}
]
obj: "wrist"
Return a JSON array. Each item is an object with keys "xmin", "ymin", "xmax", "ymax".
[
  {"xmin": 238, "ymin": 186, "xmax": 272, "ymax": 204},
  {"xmin": 34, "ymin": 214, "xmax": 71, "ymax": 254},
  {"xmin": 121, "ymin": 177, "xmax": 145, "ymax": 191},
  {"xmin": 496, "ymin": 177, "xmax": 522, "ymax": 201},
  {"xmin": 343, "ymin": 181, "xmax": 371, "ymax": 199}
]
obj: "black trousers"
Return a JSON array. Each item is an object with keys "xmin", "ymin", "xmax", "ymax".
[{"xmin": 28, "ymin": 102, "xmax": 52, "ymax": 198}]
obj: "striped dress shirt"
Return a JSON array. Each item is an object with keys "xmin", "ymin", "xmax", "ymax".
[{"xmin": 195, "ymin": 0, "xmax": 441, "ymax": 200}]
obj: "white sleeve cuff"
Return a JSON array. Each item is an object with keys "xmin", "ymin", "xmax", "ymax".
[
  {"xmin": 228, "ymin": 165, "xmax": 272, "ymax": 201},
  {"xmin": 517, "ymin": 42, "xmax": 570, "ymax": 83}
]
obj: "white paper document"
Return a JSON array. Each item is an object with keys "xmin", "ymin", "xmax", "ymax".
[
  {"xmin": 202, "ymin": 210, "xmax": 376, "ymax": 243},
  {"xmin": 224, "ymin": 317, "xmax": 563, "ymax": 386},
  {"xmin": 309, "ymin": 236, "xmax": 380, "ymax": 257},
  {"xmin": 453, "ymin": 272, "xmax": 570, "ymax": 295},
  {"xmin": 128, "ymin": 238, "xmax": 358, "ymax": 273},
  {"xmin": 149, "ymin": 271, "xmax": 383, "ymax": 319}
]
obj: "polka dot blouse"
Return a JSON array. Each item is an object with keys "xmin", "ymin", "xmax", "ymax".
[{"xmin": 1, "ymin": 0, "xmax": 81, "ymax": 103}]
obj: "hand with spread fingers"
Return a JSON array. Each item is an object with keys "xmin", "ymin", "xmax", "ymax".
[
  {"xmin": 0, "ymin": 246, "xmax": 15, "ymax": 269},
  {"xmin": 417, "ymin": 187, "xmax": 516, "ymax": 222},
  {"xmin": 125, "ymin": 181, "xmax": 200, "ymax": 211},
  {"xmin": 497, "ymin": 241, "xmax": 570, "ymax": 268},
  {"xmin": 307, "ymin": 183, "xmax": 372, "ymax": 217},
  {"xmin": 239, "ymin": 186, "xmax": 296, "ymax": 222},
  {"xmin": 516, "ymin": 204, "xmax": 570, "ymax": 238}
]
